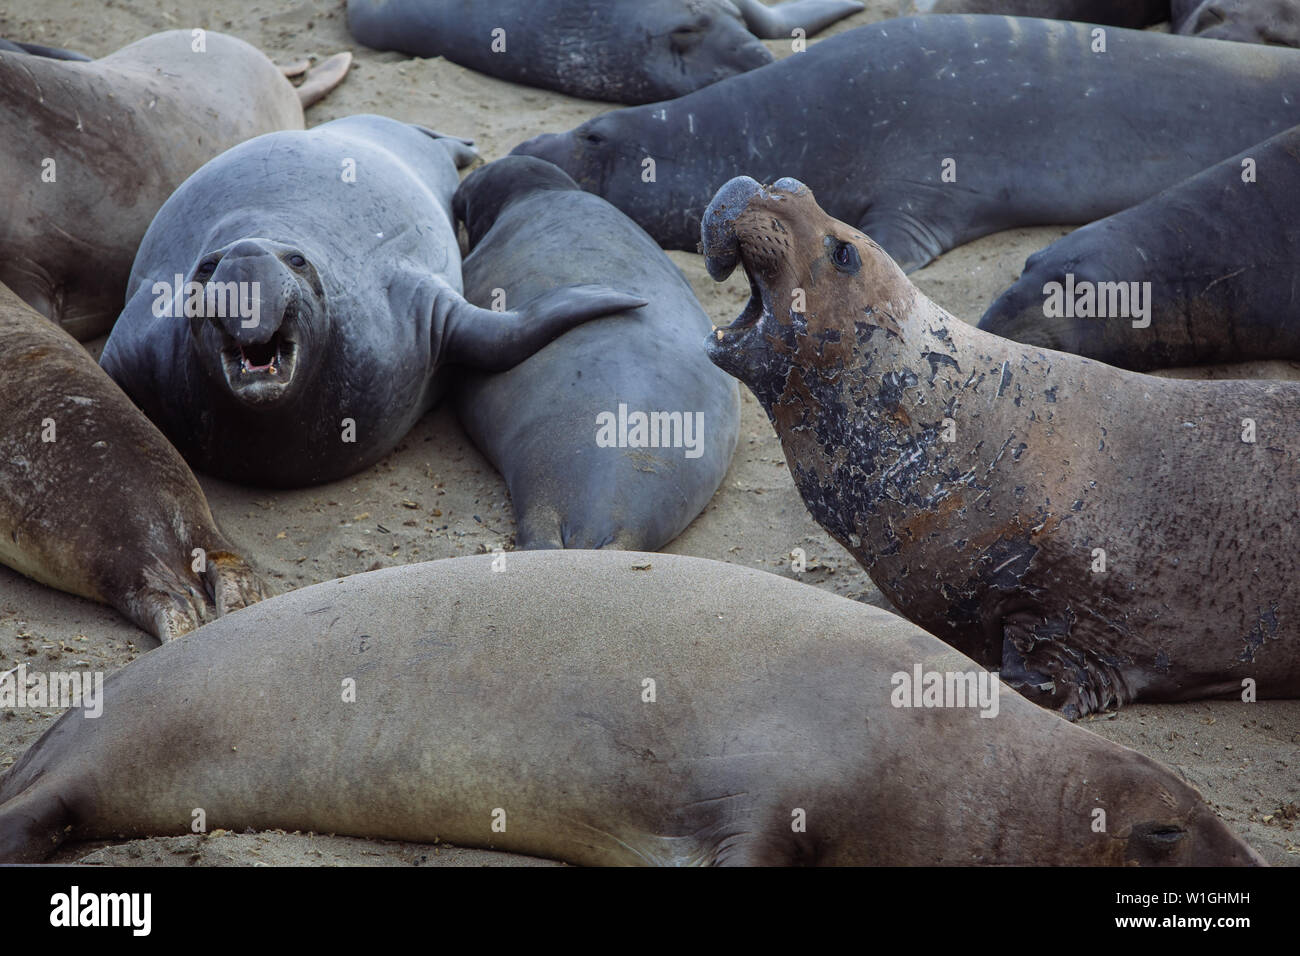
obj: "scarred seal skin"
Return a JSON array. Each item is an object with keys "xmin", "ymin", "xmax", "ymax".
[
  {"xmin": 0, "ymin": 30, "xmax": 348, "ymax": 341},
  {"xmin": 345, "ymin": 0, "xmax": 864, "ymax": 104},
  {"xmin": 452, "ymin": 157, "xmax": 740, "ymax": 550},
  {"xmin": 0, "ymin": 282, "xmax": 268, "ymax": 641},
  {"xmin": 99, "ymin": 116, "xmax": 646, "ymax": 489},
  {"xmin": 0, "ymin": 551, "xmax": 1264, "ymax": 866},
  {"xmin": 978, "ymin": 124, "xmax": 1300, "ymax": 371},
  {"xmin": 513, "ymin": 15, "xmax": 1300, "ymax": 268},
  {"xmin": 703, "ymin": 176, "xmax": 1300, "ymax": 719}
]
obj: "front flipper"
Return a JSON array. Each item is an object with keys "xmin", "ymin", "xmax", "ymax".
[
  {"xmin": 734, "ymin": 0, "xmax": 865, "ymax": 38},
  {"xmin": 858, "ymin": 207, "xmax": 950, "ymax": 274},
  {"xmin": 438, "ymin": 283, "xmax": 648, "ymax": 372}
]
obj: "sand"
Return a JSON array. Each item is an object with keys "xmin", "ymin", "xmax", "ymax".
[{"xmin": 0, "ymin": 0, "xmax": 1295, "ymax": 866}]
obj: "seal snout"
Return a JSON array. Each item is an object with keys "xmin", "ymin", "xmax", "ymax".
[
  {"xmin": 190, "ymin": 238, "xmax": 315, "ymax": 406},
  {"xmin": 701, "ymin": 176, "xmax": 762, "ymax": 281}
]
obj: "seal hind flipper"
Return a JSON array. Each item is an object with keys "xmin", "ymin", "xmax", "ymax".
[
  {"xmin": 439, "ymin": 284, "xmax": 649, "ymax": 372},
  {"xmin": 204, "ymin": 550, "xmax": 275, "ymax": 616},
  {"xmin": 291, "ymin": 51, "xmax": 352, "ymax": 109},
  {"xmin": 120, "ymin": 574, "xmax": 217, "ymax": 643},
  {"xmin": 734, "ymin": 0, "xmax": 866, "ymax": 38}
]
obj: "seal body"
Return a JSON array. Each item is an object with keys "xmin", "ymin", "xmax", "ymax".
[
  {"xmin": 0, "ymin": 282, "xmax": 267, "ymax": 641},
  {"xmin": 702, "ymin": 176, "xmax": 1300, "ymax": 718},
  {"xmin": 513, "ymin": 15, "xmax": 1300, "ymax": 268},
  {"xmin": 100, "ymin": 116, "xmax": 644, "ymax": 488},
  {"xmin": 904, "ymin": 0, "xmax": 1166, "ymax": 25},
  {"xmin": 0, "ymin": 31, "xmax": 325, "ymax": 341},
  {"xmin": 345, "ymin": 0, "xmax": 864, "ymax": 103},
  {"xmin": 452, "ymin": 157, "xmax": 740, "ymax": 550},
  {"xmin": 0, "ymin": 552, "xmax": 1263, "ymax": 866},
  {"xmin": 978, "ymin": 125, "xmax": 1300, "ymax": 371}
]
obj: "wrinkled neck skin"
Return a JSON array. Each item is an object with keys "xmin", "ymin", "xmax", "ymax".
[{"xmin": 742, "ymin": 274, "xmax": 1147, "ymax": 714}]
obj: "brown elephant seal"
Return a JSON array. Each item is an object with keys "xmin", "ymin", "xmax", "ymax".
[
  {"xmin": 702, "ymin": 176, "xmax": 1300, "ymax": 719},
  {"xmin": 0, "ymin": 551, "xmax": 1262, "ymax": 866},
  {"xmin": 0, "ymin": 30, "xmax": 349, "ymax": 341},
  {"xmin": 0, "ymin": 282, "xmax": 268, "ymax": 641}
]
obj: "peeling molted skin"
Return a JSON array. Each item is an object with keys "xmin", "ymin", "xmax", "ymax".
[
  {"xmin": 0, "ymin": 552, "xmax": 1264, "ymax": 866},
  {"xmin": 513, "ymin": 15, "xmax": 1300, "ymax": 264},
  {"xmin": 346, "ymin": 0, "xmax": 863, "ymax": 105},
  {"xmin": 979, "ymin": 125, "xmax": 1300, "ymax": 371},
  {"xmin": 705, "ymin": 176, "xmax": 1300, "ymax": 719},
  {"xmin": 0, "ymin": 31, "xmax": 328, "ymax": 341},
  {"xmin": 101, "ymin": 116, "xmax": 643, "ymax": 488},
  {"xmin": 0, "ymin": 282, "xmax": 269, "ymax": 642},
  {"xmin": 452, "ymin": 157, "xmax": 740, "ymax": 550},
  {"xmin": 1173, "ymin": 0, "xmax": 1300, "ymax": 47}
]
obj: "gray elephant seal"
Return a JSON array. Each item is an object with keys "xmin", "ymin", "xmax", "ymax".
[
  {"xmin": 0, "ymin": 282, "xmax": 267, "ymax": 641},
  {"xmin": 514, "ymin": 15, "xmax": 1300, "ymax": 267},
  {"xmin": 0, "ymin": 30, "xmax": 349, "ymax": 341},
  {"xmin": 100, "ymin": 116, "xmax": 645, "ymax": 489},
  {"xmin": 0, "ymin": 551, "xmax": 1263, "ymax": 866},
  {"xmin": 702, "ymin": 176, "xmax": 1300, "ymax": 719},
  {"xmin": 452, "ymin": 157, "xmax": 740, "ymax": 550},
  {"xmin": 346, "ymin": 0, "xmax": 864, "ymax": 104},
  {"xmin": 978, "ymin": 125, "xmax": 1300, "ymax": 371}
]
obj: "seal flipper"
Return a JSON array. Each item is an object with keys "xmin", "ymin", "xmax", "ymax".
[
  {"xmin": 412, "ymin": 126, "xmax": 479, "ymax": 169},
  {"xmin": 203, "ymin": 549, "xmax": 273, "ymax": 616},
  {"xmin": 734, "ymin": 0, "xmax": 865, "ymax": 38},
  {"xmin": 292, "ymin": 51, "xmax": 352, "ymax": 109},
  {"xmin": 438, "ymin": 284, "xmax": 649, "ymax": 372},
  {"xmin": 857, "ymin": 207, "xmax": 950, "ymax": 274},
  {"xmin": 0, "ymin": 38, "xmax": 92, "ymax": 60},
  {"xmin": 0, "ymin": 776, "xmax": 70, "ymax": 863}
]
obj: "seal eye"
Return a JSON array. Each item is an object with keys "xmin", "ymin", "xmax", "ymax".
[
  {"xmin": 825, "ymin": 237, "xmax": 861, "ymax": 275},
  {"xmin": 288, "ymin": 254, "xmax": 307, "ymax": 269},
  {"xmin": 194, "ymin": 259, "xmax": 218, "ymax": 281},
  {"xmin": 583, "ymin": 131, "xmax": 604, "ymax": 146},
  {"xmin": 671, "ymin": 24, "xmax": 706, "ymax": 51}
]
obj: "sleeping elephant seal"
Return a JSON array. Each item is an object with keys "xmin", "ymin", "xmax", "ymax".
[
  {"xmin": 452, "ymin": 157, "xmax": 740, "ymax": 550},
  {"xmin": 702, "ymin": 176, "xmax": 1300, "ymax": 718},
  {"xmin": 0, "ymin": 30, "xmax": 350, "ymax": 341},
  {"xmin": 346, "ymin": 0, "xmax": 865, "ymax": 104},
  {"xmin": 513, "ymin": 15, "xmax": 1300, "ymax": 266},
  {"xmin": 978, "ymin": 124, "xmax": 1300, "ymax": 371},
  {"xmin": 100, "ymin": 116, "xmax": 646, "ymax": 489},
  {"xmin": 1173, "ymin": 0, "xmax": 1300, "ymax": 46},
  {"xmin": 0, "ymin": 282, "xmax": 267, "ymax": 641},
  {"xmin": 0, "ymin": 551, "xmax": 1264, "ymax": 866}
]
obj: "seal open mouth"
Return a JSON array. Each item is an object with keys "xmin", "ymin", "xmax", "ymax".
[{"xmin": 221, "ymin": 330, "xmax": 298, "ymax": 387}]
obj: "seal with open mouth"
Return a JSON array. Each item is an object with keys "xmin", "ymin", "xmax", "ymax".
[
  {"xmin": 0, "ymin": 551, "xmax": 1265, "ymax": 866},
  {"xmin": 702, "ymin": 176, "xmax": 1300, "ymax": 718},
  {"xmin": 100, "ymin": 115, "xmax": 646, "ymax": 488}
]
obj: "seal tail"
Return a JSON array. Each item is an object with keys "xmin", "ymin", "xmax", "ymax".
[{"xmin": 289, "ymin": 51, "xmax": 351, "ymax": 109}]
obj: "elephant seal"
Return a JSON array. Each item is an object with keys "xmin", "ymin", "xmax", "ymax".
[
  {"xmin": 346, "ymin": 0, "xmax": 865, "ymax": 104},
  {"xmin": 0, "ymin": 282, "xmax": 267, "ymax": 641},
  {"xmin": 100, "ymin": 116, "xmax": 646, "ymax": 489},
  {"xmin": 451, "ymin": 157, "xmax": 740, "ymax": 550},
  {"xmin": 0, "ymin": 30, "xmax": 349, "ymax": 341},
  {"xmin": 0, "ymin": 551, "xmax": 1264, "ymax": 866},
  {"xmin": 513, "ymin": 15, "xmax": 1300, "ymax": 267},
  {"xmin": 702, "ymin": 176, "xmax": 1300, "ymax": 719},
  {"xmin": 903, "ymin": 0, "xmax": 1166, "ymax": 26},
  {"xmin": 978, "ymin": 125, "xmax": 1300, "ymax": 371},
  {"xmin": 1173, "ymin": 0, "xmax": 1300, "ymax": 46}
]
